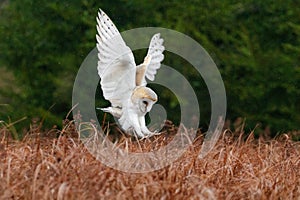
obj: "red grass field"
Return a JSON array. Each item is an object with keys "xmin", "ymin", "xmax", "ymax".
[{"xmin": 0, "ymin": 120, "xmax": 299, "ymax": 199}]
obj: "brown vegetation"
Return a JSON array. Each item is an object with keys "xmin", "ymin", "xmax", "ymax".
[{"xmin": 0, "ymin": 121, "xmax": 299, "ymax": 200}]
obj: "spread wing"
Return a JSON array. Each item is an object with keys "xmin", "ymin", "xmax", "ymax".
[
  {"xmin": 136, "ymin": 33, "xmax": 165, "ymax": 86},
  {"xmin": 96, "ymin": 9, "xmax": 136, "ymax": 107}
]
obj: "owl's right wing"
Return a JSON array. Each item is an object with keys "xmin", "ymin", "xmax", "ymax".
[
  {"xmin": 136, "ymin": 33, "xmax": 165, "ymax": 86},
  {"xmin": 96, "ymin": 9, "xmax": 136, "ymax": 107}
]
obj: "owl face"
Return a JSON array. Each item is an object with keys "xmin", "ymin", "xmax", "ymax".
[
  {"xmin": 132, "ymin": 86, "xmax": 157, "ymax": 114},
  {"xmin": 139, "ymin": 98, "xmax": 155, "ymax": 113}
]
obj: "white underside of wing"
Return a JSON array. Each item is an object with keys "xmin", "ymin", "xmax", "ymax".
[
  {"xmin": 96, "ymin": 9, "xmax": 136, "ymax": 107},
  {"xmin": 144, "ymin": 33, "xmax": 165, "ymax": 82}
]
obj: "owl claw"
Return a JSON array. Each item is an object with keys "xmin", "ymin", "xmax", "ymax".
[
  {"xmin": 129, "ymin": 129, "xmax": 161, "ymax": 140},
  {"xmin": 140, "ymin": 130, "xmax": 161, "ymax": 139},
  {"xmin": 151, "ymin": 131, "xmax": 162, "ymax": 136}
]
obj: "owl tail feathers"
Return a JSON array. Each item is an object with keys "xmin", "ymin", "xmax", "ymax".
[{"xmin": 97, "ymin": 107, "xmax": 122, "ymax": 118}]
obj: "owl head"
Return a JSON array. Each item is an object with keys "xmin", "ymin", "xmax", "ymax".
[{"xmin": 131, "ymin": 86, "xmax": 158, "ymax": 114}]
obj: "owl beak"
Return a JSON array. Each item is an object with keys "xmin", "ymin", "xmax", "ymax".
[{"xmin": 142, "ymin": 100, "xmax": 148, "ymax": 113}]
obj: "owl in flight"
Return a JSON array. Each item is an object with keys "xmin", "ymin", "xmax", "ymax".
[{"xmin": 96, "ymin": 9, "xmax": 165, "ymax": 138}]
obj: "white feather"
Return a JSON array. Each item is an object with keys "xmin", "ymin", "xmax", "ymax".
[
  {"xmin": 96, "ymin": 9, "xmax": 136, "ymax": 107},
  {"xmin": 145, "ymin": 33, "xmax": 165, "ymax": 81}
]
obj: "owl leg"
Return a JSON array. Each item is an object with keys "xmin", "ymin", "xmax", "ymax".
[
  {"xmin": 139, "ymin": 116, "xmax": 152, "ymax": 136},
  {"xmin": 130, "ymin": 115, "xmax": 145, "ymax": 138}
]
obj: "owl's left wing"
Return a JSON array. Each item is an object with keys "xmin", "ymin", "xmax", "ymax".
[
  {"xmin": 136, "ymin": 33, "xmax": 165, "ymax": 86},
  {"xmin": 96, "ymin": 9, "xmax": 136, "ymax": 107}
]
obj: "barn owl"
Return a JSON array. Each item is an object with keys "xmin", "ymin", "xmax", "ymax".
[{"xmin": 96, "ymin": 9, "xmax": 165, "ymax": 138}]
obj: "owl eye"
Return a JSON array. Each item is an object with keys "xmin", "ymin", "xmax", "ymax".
[{"xmin": 142, "ymin": 100, "xmax": 148, "ymax": 106}]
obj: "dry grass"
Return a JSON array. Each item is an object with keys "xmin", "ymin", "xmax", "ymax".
[{"xmin": 0, "ymin": 120, "xmax": 299, "ymax": 200}]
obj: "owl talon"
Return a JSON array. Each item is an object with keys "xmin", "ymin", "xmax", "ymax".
[
  {"xmin": 151, "ymin": 131, "xmax": 161, "ymax": 136},
  {"xmin": 143, "ymin": 130, "xmax": 161, "ymax": 138}
]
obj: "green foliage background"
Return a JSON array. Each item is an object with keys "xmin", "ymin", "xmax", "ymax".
[{"xmin": 0, "ymin": 0, "xmax": 299, "ymax": 135}]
